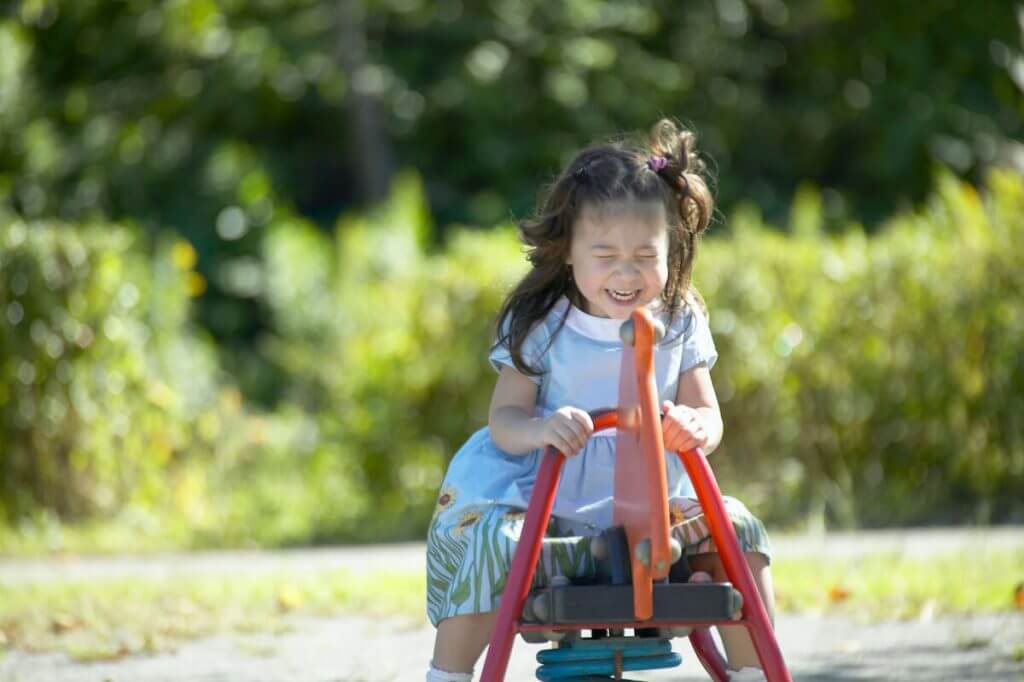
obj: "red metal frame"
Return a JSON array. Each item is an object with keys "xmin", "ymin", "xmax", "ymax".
[{"xmin": 480, "ymin": 310, "xmax": 791, "ymax": 682}]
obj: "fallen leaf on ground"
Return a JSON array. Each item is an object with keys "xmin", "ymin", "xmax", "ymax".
[
  {"xmin": 827, "ymin": 585, "xmax": 851, "ymax": 603},
  {"xmin": 276, "ymin": 584, "xmax": 304, "ymax": 612},
  {"xmin": 51, "ymin": 614, "xmax": 84, "ymax": 633}
]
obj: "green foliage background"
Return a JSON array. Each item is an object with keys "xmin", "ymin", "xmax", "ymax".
[
  {"xmin": 2, "ymin": 1, "xmax": 1021, "ymax": 381},
  {"xmin": 3, "ymin": 170, "xmax": 1022, "ymax": 548},
  {"xmin": 1, "ymin": 1, "xmax": 1023, "ymax": 547}
]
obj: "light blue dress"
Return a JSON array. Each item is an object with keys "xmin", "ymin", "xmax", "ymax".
[{"xmin": 426, "ymin": 298, "xmax": 770, "ymax": 626}]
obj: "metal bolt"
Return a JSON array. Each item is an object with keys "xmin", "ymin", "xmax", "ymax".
[
  {"xmin": 669, "ymin": 538, "xmax": 682, "ymax": 564},
  {"xmin": 530, "ymin": 594, "xmax": 550, "ymax": 622},
  {"xmin": 652, "ymin": 319, "xmax": 666, "ymax": 343},
  {"xmin": 634, "ymin": 538, "xmax": 651, "ymax": 567},
  {"xmin": 619, "ymin": 319, "xmax": 635, "ymax": 346},
  {"xmin": 731, "ymin": 589, "xmax": 744, "ymax": 620}
]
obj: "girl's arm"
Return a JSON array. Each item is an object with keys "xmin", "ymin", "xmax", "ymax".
[
  {"xmin": 488, "ymin": 366, "xmax": 544, "ymax": 455},
  {"xmin": 488, "ymin": 366, "xmax": 592, "ymax": 456},
  {"xmin": 663, "ymin": 364, "xmax": 724, "ymax": 455}
]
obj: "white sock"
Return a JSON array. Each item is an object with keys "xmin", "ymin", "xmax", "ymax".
[
  {"xmin": 426, "ymin": 662, "xmax": 473, "ymax": 682},
  {"xmin": 729, "ymin": 667, "xmax": 767, "ymax": 681}
]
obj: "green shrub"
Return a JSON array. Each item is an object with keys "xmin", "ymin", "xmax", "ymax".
[
  {"xmin": 0, "ymin": 219, "xmax": 245, "ymax": 526},
  {"xmin": 256, "ymin": 168, "xmax": 1024, "ymax": 539},
  {"xmin": 698, "ymin": 168, "xmax": 1024, "ymax": 527},
  {"xmin": 246, "ymin": 173, "xmax": 527, "ymax": 542},
  {"xmin": 4, "ymin": 168, "xmax": 1022, "ymax": 549}
]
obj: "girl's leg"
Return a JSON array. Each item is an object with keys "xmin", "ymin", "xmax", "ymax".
[
  {"xmin": 689, "ymin": 551, "xmax": 775, "ymax": 671},
  {"xmin": 431, "ymin": 611, "xmax": 497, "ymax": 675},
  {"xmin": 426, "ymin": 511, "xmax": 595, "ymax": 677}
]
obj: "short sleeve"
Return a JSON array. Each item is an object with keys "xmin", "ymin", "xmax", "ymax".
[
  {"xmin": 488, "ymin": 317, "xmax": 551, "ymax": 385},
  {"xmin": 675, "ymin": 307, "xmax": 718, "ymax": 373}
]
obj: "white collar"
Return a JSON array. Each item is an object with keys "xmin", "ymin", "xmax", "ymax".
[
  {"xmin": 562, "ymin": 297, "xmax": 669, "ymax": 342},
  {"xmin": 565, "ymin": 303, "xmax": 623, "ymax": 342}
]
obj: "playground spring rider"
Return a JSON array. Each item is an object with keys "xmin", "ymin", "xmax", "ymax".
[{"xmin": 480, "ymin": 308, "xmax": 792, "ymax": 682}]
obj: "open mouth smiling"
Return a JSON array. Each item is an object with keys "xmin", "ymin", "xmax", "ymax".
[{"xmin": 606, "ymin": 288, "xmax": 641, "ymax": 303}]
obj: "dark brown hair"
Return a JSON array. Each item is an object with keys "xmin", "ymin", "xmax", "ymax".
[{"xmin": 494, "ymin": 119, "xmax": 715, "ymax": 376}]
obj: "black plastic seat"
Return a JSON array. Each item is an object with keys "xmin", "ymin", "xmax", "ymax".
[{"xmin": 522, "ymin": 581, "xmax": 742, "ymax": 626}]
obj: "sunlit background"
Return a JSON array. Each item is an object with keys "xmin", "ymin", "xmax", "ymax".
[{"xmin": 1, "ymin": 0, "xmax": 1023, "ymax": 552}]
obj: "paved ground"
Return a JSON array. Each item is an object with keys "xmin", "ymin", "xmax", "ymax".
[
  {"xmin": 2, "ymin": 611, "xmax": 1023, "ymax": 682},
  {"xmin": 2, "ymin": 528, "xmax": 1023, "ymax": 681}
]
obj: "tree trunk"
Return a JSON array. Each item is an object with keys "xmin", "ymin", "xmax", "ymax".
[{"xmin": 337, "ymin": 0, "xmax": 393, "ymax": 205}]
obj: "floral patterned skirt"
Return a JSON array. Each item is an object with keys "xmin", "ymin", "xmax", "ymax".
[{"xmin": 426, "ymin": 496, "xmax": 771, "ymax": 627}]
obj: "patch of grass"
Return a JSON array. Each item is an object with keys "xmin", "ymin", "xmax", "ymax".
[
  {"xmin": 771, "ymin": 546, "xmax": 1024, "ymax": 620},
  {"xmin": 2, "ymin": 546, "xmax": 1022, "ymax": 661},
  {"xmin": 0, "ymin": 512, "xmax": 194, "ymax": 557},
  {"xmin": 0, "ymin": 569, "xmax": 424, "ymax": 660}
]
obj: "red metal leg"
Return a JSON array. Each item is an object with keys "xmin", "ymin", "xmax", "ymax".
[
  {"xmin": 689, "ymin": 628, "xmax": 730, "ymax": 682},
  {"xmin": 679, "ymin": 448, "xmax": 792, "ymax": 682},
  {"xmin": 479, "ymin": 447, "xmax": 565, "ymax": 682}
]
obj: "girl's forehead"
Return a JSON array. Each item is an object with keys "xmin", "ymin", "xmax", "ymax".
[{"xmin": 574, "ymin": 201, "xmax": 668, "ymax": 241}]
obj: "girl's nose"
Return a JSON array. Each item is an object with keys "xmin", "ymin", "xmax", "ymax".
[{"xmin": 616, "ymin": 261, "xmax": 641, "ymax": 278}]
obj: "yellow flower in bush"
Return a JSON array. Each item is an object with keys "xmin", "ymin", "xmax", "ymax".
[{"xmin": 171, "ymin": 240, "xmax": 197, "ymax": 270}]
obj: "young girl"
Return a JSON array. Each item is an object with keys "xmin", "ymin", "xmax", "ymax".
[{"xmin": 426, "ymin": 120, "xmax": 774, "ymax": 682}]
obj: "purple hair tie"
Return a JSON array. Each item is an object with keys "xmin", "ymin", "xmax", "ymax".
[{"xmin": 647, "ymin": 155, "xmax": 668, "ymax": 172}]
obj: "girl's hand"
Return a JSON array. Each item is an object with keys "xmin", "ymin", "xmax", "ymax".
[
  {"xmin": 537, "ymin": 407, "xmax": 594, "ymax": 457},
  {"xmin": 661, "ymin": 400, "xmax": 709, "ymax": 453}
]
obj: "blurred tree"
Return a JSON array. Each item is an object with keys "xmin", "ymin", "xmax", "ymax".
[
  {"xmin": 1, "ymin": 0, "xmax": 1021, "ymax": 403},
  {"xmin": 4, "ymin": 0, "xmax": 1021, "ymax": 226},
  {"xmin": 338, "ymin": 0, "xmax": 394, "ymax": 203},
  {"xmin": 380, "ymin": 0, "xmax": 1024, "ymax": 227},
  {"xmin": 0, "ymin": 1, "xmax": 359, "ymax": 401}
]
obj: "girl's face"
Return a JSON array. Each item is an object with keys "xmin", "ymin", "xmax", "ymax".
[{"xmin": 567, "ymin": 201, "xmax": 670, "ymax": 319}]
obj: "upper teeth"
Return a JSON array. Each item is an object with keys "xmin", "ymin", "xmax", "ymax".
[{"xmin": 610, "ymin": 289, "xmax": 636, "ymax": 299}]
